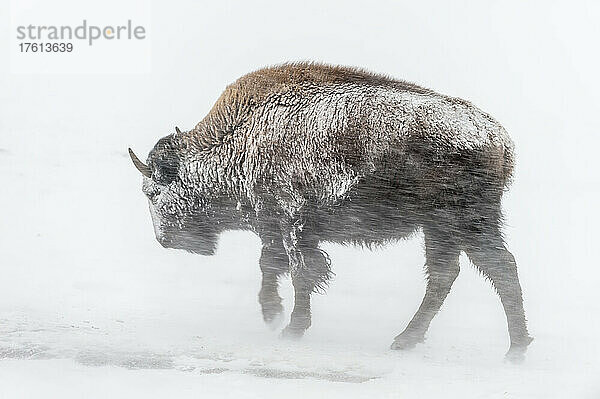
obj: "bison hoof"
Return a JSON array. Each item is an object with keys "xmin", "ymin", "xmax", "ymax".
[
  {"xmin": 280, "ymin": 323, "xmax": 308, "ymax": 340},
  {"xmin": 259, "ymin": 291, "xmax": 284, "ymax": 329},
  {"xmin": 390, "ymin": 333, "xmax": 423, "ymax": 350},
  {"xmin": 505, "ymin": 338, "xmax": 532, "ymax": 364},
  {"xmin": 262, "ymin": 304, "xmax": 284, "ymax": 330},
  {"xmin": 390, "ymin": 339, "xmax": 416, "ymax": 351},
  {"xmin": 504, "ymin": 349, "xmax": 525, "ymax": 364},
  {"xmin": 279, "ymin": 309, "xmax": 310, "ymax": 340}
]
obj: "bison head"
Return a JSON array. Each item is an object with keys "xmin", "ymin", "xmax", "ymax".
[{"xmin": 129, "ymin": 127, "xmax": 219, "ymax": 255}]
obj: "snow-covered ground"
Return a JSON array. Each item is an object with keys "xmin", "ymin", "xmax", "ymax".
[{"xmin": 1, "ymin": 1, "xmax": 599, "ymax": 397}]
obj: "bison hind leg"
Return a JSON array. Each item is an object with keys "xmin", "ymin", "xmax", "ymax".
[
  {"xmin": 391, "ymin": 224, "xmax": 461, "ymax": 350},
  {"xmin": 463, "ymin": 226, "xmax": 533, "ymax": 362}
]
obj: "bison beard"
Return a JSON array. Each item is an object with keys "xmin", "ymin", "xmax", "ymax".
[{"xmin": 129, "ymin": 62, "xmax": 533, "ymax": 361}]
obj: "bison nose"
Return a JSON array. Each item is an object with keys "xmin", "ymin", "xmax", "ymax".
[{"xmin": 157, "ymin": 235, "xmax": 172, "ymax": 248}]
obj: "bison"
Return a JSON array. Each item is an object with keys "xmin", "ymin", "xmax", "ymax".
[{"xmin": 129, "ymin": 62, "xmax": 532, "ymax": 360}]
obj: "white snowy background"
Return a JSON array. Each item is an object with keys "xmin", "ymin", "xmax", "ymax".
[{"xmin": 1, "ymin": 0, "xmax": 599, "ymax": 398}]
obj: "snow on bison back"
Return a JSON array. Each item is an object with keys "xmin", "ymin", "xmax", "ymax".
[{"xmin": 129, "ymin": 62, "xmax": 532, "ymax": 361}]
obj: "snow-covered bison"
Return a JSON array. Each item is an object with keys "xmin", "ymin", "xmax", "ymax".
[{"xmin": 129, "ymin": 62, "xmax": 532, "ymax": 360}]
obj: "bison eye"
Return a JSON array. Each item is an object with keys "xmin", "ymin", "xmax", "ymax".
[
  {"xmin": 152, "ymin": 157, "xmax": 179, "ymax": 185},
  {"xmin": 148, "ymin": 135, "xmax": 180, "ymax": 185}
]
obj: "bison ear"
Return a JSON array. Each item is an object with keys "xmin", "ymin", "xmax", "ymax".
[{"xmin": 175, "ymin": 126, "xmax": 182, "ymax": 135}]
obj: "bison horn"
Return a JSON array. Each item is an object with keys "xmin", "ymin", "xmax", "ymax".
[
  {"xmin": 128, "ymin": 148, "xmax": 152, "ymax": 178},
  {"xmin": 175, "ymin": 126, "xmax": 182, "ymax": 135}
]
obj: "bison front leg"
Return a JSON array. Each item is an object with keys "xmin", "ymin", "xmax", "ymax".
[
  {"xmin": 258, "ymin": 238, "xmax": 288, "ymax": 327},
  {"xmin": 279, "ymin": 220, "xmax": 331, "ymax": 339}
]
